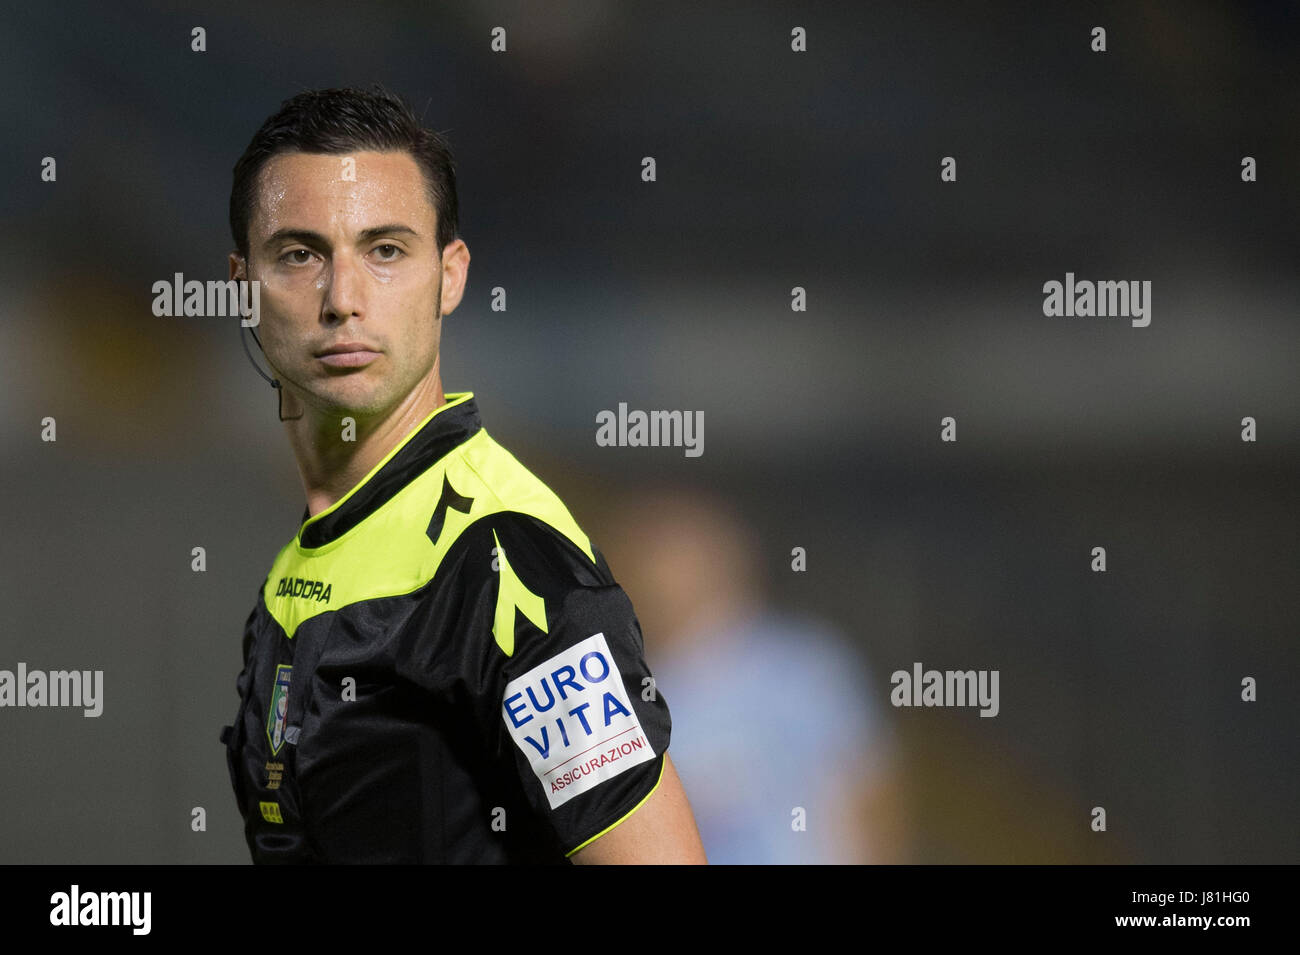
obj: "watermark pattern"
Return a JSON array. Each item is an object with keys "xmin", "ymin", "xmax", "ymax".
[
  {"xmin": 1042, "ymin": 272, "xmax": 1151, "ymax": 327},
  {"xmin": 890, "ymin": 663, "xmax": 999, "ymax": 717},
  {"xmin": 595, "ymin": 403, "xmax": 703, "ymax": 457},
  {"xmin": 0, "ymin": 664, "xmax": 103, "ymax": 717},
  {"xmin": 151, "ymin": 273, "xmax": 259, "ymax": 325}
]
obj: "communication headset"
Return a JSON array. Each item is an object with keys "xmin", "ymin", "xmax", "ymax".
[{"xmin": 239, "ymin": 314, "xmax": 303, "ymax": 422}]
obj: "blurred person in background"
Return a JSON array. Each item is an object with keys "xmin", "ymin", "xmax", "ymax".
[{"xmin": 599, "ymin": 484, "xmax": 907, "ymax": 864}]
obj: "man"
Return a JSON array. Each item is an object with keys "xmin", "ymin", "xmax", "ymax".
[{"xmin": 219, "ymin": 86, "xmax": 705, "ymax": 864}]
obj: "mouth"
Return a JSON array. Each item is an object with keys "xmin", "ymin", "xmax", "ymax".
[{"xmin": 315, "ymin": 341, "xmax": 381, "ymax": 368}]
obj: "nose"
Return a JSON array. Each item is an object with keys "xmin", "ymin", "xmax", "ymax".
[{"xmin": 322, "ymin": 251, "xmax": 365, "ymax": 323}]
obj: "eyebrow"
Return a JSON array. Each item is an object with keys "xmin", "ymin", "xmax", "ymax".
[{"xmin": 262, "ymin": 224, "xmax": 420, "ymax": 249}]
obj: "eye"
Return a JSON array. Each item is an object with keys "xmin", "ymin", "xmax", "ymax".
[
  {"xmin": 372, "ymin": 244, "xmax": 404, "ymax": 261},
  {"xmin": 280, "ymin": 248, "xmax": 313, "ymax": 265}
]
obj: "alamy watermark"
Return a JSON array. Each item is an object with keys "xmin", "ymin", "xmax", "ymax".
[
  {"xmin": 1043, "ymin": 272, "xmax": 1150, "ymax": 327},
  {"xmin": 890, "ymin": 662, "xmax": 999, "ymax": 717},
  {"xmin": 595, "ymin": 402, "xmax": 703, "ymax": 457},
  {"xmin": 152, "ymin": 273, "xmax": 259, "ymax": 326},
  {"xmin": 0, "ymin": 663, "xmax": 103, "ymax": 717},
  {"xmin": 50, "ymin": 885, "xmax": 150, "ymax": 935}
]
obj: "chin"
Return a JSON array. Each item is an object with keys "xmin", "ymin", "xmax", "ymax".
[{"xmin": 313, "ymin": 384, "xmax": 390, "ymax": 419}]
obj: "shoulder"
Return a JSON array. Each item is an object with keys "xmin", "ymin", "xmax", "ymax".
[
  {"xmin": 447, "ymin": 429, "xmax": 594, "ymax": 558},
  {"xmin": 429, "ymin": 429, "xmax": 615, "ymax": 607},
  {"xmin": 438, "ymin": 428, "xmax": 600, "ymax": 564},
  {"xmin": 422, "ymin": 433, "xmax": 651, "ymax": 667}
]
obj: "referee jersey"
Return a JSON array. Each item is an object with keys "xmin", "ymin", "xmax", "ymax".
[{"xmin": 219, "ymin": 391, "xmax": 671, "ymax": 863}]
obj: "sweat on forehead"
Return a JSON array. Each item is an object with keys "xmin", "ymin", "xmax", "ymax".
[{"xmin": 250, "ymin": 150, "xmax": 438, "ymax": 243}]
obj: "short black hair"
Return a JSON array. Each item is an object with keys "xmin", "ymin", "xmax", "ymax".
[{"xmin": 229, "ymin": 85, "xmax": 458, "ymax": 260}]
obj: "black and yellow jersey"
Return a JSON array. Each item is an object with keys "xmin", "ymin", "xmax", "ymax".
[{"xmin": 219, "ymin": 391, "xmax": 671, "ymax": 863}]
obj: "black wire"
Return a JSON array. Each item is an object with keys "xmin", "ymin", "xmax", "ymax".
[
  {"xmin": 239, "ymin": 320, "xmax": 303, "ymax": 421},
  {"xmin": 239, "ymin": 320, "xmax": 277, "ymax": 387}
]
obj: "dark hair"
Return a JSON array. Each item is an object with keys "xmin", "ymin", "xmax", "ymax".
[{"xmin": 229, "ymin": 85, "xmax": 458, "ymax": 260}]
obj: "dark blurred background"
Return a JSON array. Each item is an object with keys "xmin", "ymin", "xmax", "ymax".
[{"xmin": 0, "ymin": 0, "xmax": 1296, "ymax": 863}]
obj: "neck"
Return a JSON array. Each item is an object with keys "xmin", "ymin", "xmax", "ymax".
[{"xmin": 283, "ymin": 362, "xmax": 446, "ymax": 518}]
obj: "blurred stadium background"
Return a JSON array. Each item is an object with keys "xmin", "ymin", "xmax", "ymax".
[{"xmin": 0, "ymin": 1, "xmax": 1296, "ymax": 862}]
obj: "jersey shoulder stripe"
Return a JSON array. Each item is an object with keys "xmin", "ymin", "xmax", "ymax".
[{"xmin": 262, "ymin": 407, "xmax": 594, "ymax": 640}]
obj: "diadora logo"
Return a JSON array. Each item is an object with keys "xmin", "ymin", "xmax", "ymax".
[{"xmin": 275, "ymin": 576, "xmax": 332, "ymax": 603}]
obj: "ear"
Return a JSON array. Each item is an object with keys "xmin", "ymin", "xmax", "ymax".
[
  {"xmin": 437, "ymin": 239, "xmax": 471, "ymax": 318},
  {"xmin": 228, "ymin": 251, "xmax": 246, "ymax": 282}
]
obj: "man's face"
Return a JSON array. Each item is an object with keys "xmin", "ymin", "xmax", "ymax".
[{"xmin": 231, "ymin": 149, "xmax": 467, "ymax": 419}]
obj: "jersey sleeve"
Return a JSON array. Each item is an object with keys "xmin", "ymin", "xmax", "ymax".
[{"xmin": 459, "ymin": 512, "xmax": 672, "ymax": 857}]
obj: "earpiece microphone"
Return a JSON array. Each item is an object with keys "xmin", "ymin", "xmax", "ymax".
[{"xmin": 239, "ymin": 321, "xmax": 303, "ymax": 421}]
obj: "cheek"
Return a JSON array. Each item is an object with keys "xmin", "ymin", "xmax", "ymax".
[
  {"xmin": 256, "ymin": 284, "xmax": 313, "ymax": 350},
  {"xmin": 400, "ymin": 288, "xmax": 441, "ymax": 341},
  {"xmin": 257, "ymin": 303, "xmax": 293, "ymax": 351}
]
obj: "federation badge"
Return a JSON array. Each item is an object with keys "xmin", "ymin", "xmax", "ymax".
[{"xmin": 266, "ymin": 664, "xmax": 292, "ymax": 756}]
